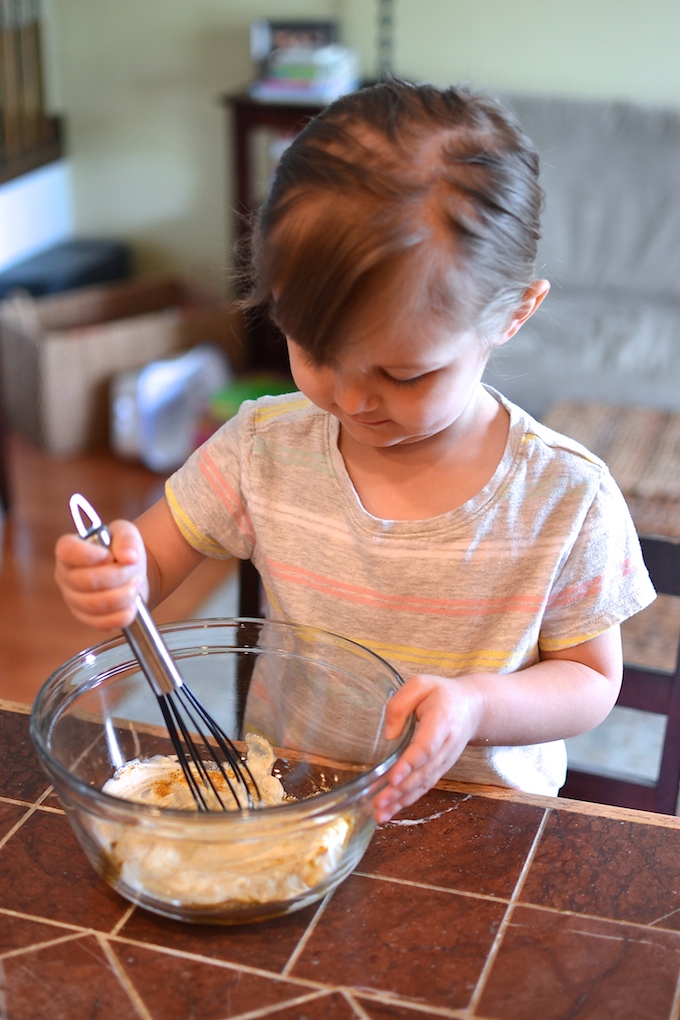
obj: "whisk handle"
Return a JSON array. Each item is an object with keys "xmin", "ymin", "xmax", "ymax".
[
  {"xmin": 69, "ymin": 493, "xmax": 183, "ymax": 697},
  {"xmin": 123, "ymin": 601, "xmax": 184, "ymax": 697}
]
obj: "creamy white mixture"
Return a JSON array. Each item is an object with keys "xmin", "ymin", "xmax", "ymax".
[
  {"xmin": 96, "ymin": 733, "xmax": 351, "ymax": 910},
  {"xmin": 102, "ymin": 732, "xmax": 287, "ymax": 810}
]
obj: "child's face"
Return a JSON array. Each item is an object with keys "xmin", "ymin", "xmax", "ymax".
[{"xmin": 285, "ymin": 314, "xmax": 492, "ymax": 450}]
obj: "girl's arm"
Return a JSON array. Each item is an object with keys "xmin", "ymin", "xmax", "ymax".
[
  {"xmin": 373, "ymin": 625, "xmax": 623, "ymax": 822},
  {"xmin": 54, "ymin": 496, "xmax": 205, "ymax": 631}
]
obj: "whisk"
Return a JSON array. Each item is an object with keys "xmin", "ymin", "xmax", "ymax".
[{"xmin": 69, "ymin": 493, "xmax": 261, "ymax": 811}]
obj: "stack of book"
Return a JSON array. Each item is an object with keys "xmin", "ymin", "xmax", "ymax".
[
  {"xmin": 249, "ymin": 19, "xmax": 359, "ymax": 105},
  {"xmin": 249, "ymin": 44, "xmax": 360, "ymax": 104}
]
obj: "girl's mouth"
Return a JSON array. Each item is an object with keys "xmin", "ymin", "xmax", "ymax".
[{"xmin": 349, "ymin": 417, "xmax": 390, "ymax": 427}]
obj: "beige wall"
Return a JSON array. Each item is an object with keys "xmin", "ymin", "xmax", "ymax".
[
  {"xmin": 350, "ymin": 1, "xmax": 680, "ymax": 104},
  {"xmin": 43, "ymin": 0, "xmax": 680, "ymax": 284}
]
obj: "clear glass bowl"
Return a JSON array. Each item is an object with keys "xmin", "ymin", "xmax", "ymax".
[{"xmin": 30, "ymin": 618, "xmax": 414, "ymax": 925}]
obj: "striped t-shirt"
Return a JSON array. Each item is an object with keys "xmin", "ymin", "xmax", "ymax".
[{"xmin": 166, "ymin": 387, "xmax": 655, "ymax": 796}]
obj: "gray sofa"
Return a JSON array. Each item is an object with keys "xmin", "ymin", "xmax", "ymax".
[{"xmin": 482, "ymin": 92, "xmax": 680, "ymax": 418}]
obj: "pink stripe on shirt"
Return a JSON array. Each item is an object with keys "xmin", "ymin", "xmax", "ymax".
[
  {"xmin": 198, "ymin": 448, "xmax": 256, "ymax": 544},
  {"xmin": 266, "ymin": 558, "xmax": 546, "ymax": 617}
]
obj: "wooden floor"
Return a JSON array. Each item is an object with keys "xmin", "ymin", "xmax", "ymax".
[{"xmin": 0, "ymin": 431, "xmax": 236, "ymax": 705}]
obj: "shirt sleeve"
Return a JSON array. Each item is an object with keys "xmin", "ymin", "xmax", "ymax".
[
  {"xmin": 164, "ymin": 401, "xmax": 257, "ymax": 561},
  {"xmin": 538, "ymin": 469, "xmax": 656, "ymax": 651}
]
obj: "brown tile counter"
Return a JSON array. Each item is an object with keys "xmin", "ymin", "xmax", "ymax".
[{"xmin": 3, "ymin": 697, "xmax": 680, "ymax": 1019}]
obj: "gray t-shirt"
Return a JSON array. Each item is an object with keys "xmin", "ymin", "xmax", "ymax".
[{"xmin": 167, "ymin": 387, "xmax": 655, "ymax": 795}]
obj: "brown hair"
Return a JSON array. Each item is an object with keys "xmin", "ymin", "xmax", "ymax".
[{"xmin": 244, "ymin": 77, "xmax": 543, "ymax": 361}]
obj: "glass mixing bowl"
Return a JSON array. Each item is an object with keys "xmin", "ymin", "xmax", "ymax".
[{"xmin": 30, "ymin": 618, "xmax": 414, "ymax": 925}]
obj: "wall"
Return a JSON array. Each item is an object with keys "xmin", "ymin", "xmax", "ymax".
[
  {"xmin": 41, "ymin": 0, "xmax": 680, "ymax": 286},
  {"xmin": 43, "ymin": 0, "xmax": 343, "ymax": 283},
  {"xmin": 348, "ymin": 0, "xmax": 680, "ymax": 105}
]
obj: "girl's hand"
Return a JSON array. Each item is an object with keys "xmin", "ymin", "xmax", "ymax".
[
  {"xmin": 372, "ymin": 629, "xmax": 623, "ymax": 822},
  {"xmin": 54, "ymin": 520, "xmax": 148, "ymax": 631},
  {"xmin": 373, "ymin": 674, "xmax": 483, "ymax": 823}
]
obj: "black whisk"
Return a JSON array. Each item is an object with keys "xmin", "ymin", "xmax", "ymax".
[{"xmin": 69, "ymin": 493, "xmax": 261, "ymax": 811}]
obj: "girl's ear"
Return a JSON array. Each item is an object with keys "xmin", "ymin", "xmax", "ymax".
[{"xmin": 495, "ymin": 279, "xmax": 550, "ymax": 346}]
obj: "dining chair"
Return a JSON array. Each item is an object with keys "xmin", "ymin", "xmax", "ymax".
[
  {"xmin": 0, "ymin": 351, "xmax": 9, "ymax": 515},
  {"xmin": 561, "ymin": 534, "xmax": 680, "ymax": 815},
  {"xmin": 0, "ymin": 430, "xmax": 9, "ymax": 515},
  {"xmin": 238, "ymin": 558, "xmax": 264, "ymax": 618}
]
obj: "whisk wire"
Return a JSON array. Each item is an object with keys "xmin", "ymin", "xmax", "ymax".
[
  {"xmin": 181, "ymin": 685, "xmax": 261, "ymax": 807},
  {"xmin": 157, "ymin": 696, "xmax": 215, "ymax": 812},
  {"xmin": 169, "ymin": 687, "xmax": 254, "ymax": 810}
]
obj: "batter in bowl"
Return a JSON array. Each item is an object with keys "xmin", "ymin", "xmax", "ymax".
[{"xmin": 97, "ymin": 732, "xmax": 351, "ymax": 909}]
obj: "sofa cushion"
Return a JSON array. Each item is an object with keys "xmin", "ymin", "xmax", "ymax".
[
  {"xmin": 500, "ymin": 93, "xmax": 680, "ymax": 297},
  {"xmin": 484, "ymin": 285, "xmax": 680, "ymax": 417}
]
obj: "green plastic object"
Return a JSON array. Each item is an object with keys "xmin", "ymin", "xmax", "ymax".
[{"xmin": 209, "ymin": 373, "xmax": 296, "ymax": 422}]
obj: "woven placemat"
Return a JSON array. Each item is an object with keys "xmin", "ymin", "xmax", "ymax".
[
  {"xmin": 543, "ymin": 400, "xmax": 680, "ymax": 538},
  {"xmin": 623, "ymin": 596, "xmax": 680, "ymax": 673}
]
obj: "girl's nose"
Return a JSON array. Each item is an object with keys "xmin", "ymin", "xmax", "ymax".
[{"xmin": 333, "ymin": 374, "xmax": 379, "ymax": 415}]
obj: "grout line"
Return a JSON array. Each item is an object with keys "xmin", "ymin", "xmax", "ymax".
[
  {"xmin": 467, "ymin": 806, "xmax": 551, "ymax": 1016},
  {"xmin": 229, "ymin": 984, "xmax": 466, "ymax": 1020},
  {"xmin": 506, "ymin": 807, "xmax": 553, "ymax": 904},
  {"xmin": 0, "ymin": 930, "xmax": 86, "ymax": 962},
  {"xmin": 501, "ymin": 898, "xmax": 680, "ymax": 938},
  {"xmin": 0, "ymin": 795, "xmax": 42, "ymax": 809},
  {"xmin": 281, "ymin": 889, "xmax": 334, "ymax": 977},
  {"xmin": 98, "ymin": 935, "xmax": 155, "ymax": 1020},
  {"xmin": 0, "ymin": 802, "xmax": 42, "ymax": 852},
  {"xmin": 211, "ymin": 989, "xmax": 330, "ymax": 1020},
  {"xmin": 348, "ymin": 988, "xmax": 467, "ymax": 1018},
  {"xmin": 107, "ymin": 897, "xmax": 680, "ymax": 979},
  {"xmin": 0, "ymin": 906, "xmax": 92, "ymax": 933},
  {"xmin": 109, "ymin": 931, "xmax": 329, "ymax": 990},
  {"xmin": 353, "ymin": 868, "xmax": 513, "ymax": 905},
  {"xmin": 0, "ymin": 783, "xmax": 67, "ymax": 852},
  {"xmin": 346, "ymin": 990, "xmax": 373, "ymax": 1020},
  {"xmin": 669, "ymin": 962, "xmax": 680, "ymax": 1020},
  {"xmin": 0, "ymin": 788, "xmax": 63, "ymax": 815},
  {"xmin": 109, "ymin": 902, "xmax": 136, "ymax": 938},
  {"xmin": 29, "ymin": 802, "xmax": 64, "ymax": 815},
  {"xmin": 33, "ymin": 786, "xmax": 64, "ymax": 814}
]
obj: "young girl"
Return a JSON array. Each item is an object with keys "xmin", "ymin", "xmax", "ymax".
[{"xmin": 55, "ymin": 78, "xmax": 655, "ymax": 822}]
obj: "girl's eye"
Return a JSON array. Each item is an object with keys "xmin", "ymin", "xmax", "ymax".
[{"xmin": 382, "ymin": 371, "xmax": 426, "ymax": 387}]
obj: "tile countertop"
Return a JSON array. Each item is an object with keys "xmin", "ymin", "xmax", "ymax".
[{"xmin": 3, "ymin": 699, "xmax": 680, "ymax": 1020}]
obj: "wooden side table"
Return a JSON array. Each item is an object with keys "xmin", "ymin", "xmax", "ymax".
[
  {"xmin": 222, "ymin": 92, "xmax": 324, "ymax": 226},
  {"xmin": 221, "ymin": 92, "xmax": 324, "ymax": 372}
]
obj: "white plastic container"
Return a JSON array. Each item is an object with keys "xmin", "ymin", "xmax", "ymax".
[{"xmin": 110, "ymin": 344, "xmax": 230, "ymax": 472}]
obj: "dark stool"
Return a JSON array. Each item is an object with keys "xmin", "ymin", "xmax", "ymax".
[
  {"xmin": 562, "ymin": 534, "xmax": 680, "ymax": 815},
  {"xmin": 0, "ymin": 323, "xmax": 10, "ymax": 514},
  {"xmin": 0, "ymin": 408, "xmax": 8, "ymax": 516},
  {"xmin": 0, "ymin": 238, "xmax": 132, "ymax": 300}
]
